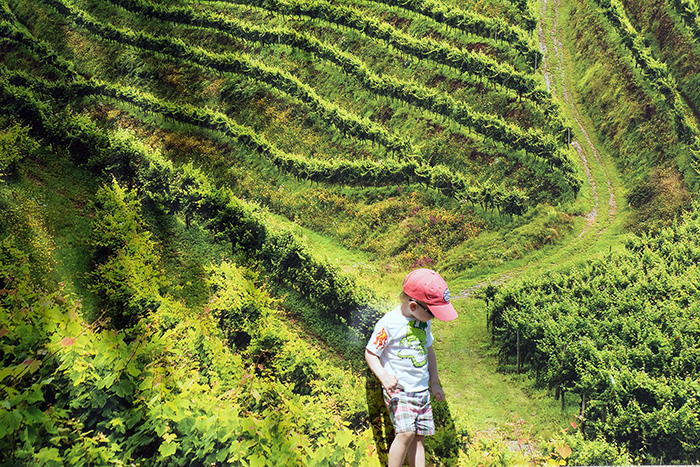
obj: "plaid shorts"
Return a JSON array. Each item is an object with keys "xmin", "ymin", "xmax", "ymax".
[{"xmin": 383, "ymin": 388, "xmax": 435, "ymax": 436}]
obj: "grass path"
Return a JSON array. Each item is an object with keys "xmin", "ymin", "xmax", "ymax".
[{"xmin": 432, "ymin": 0, "xmax": 630, "ymax": 458}]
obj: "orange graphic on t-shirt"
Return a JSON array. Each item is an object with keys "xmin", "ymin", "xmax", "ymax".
[{"xmin": 373, "ymin": 328, "xmax": 388, "ymax": 350}]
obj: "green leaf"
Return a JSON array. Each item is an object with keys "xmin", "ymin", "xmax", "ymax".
[
  {"xmin": 115, "ymin": 378, "xmax": 134, "ymax": 398},
  {"xmin": 26, "ymin": 387, "xmax": 44, "ymax": 404},
  {"xmin": 335, "ymin": 429, "xmax": 353, "ymax": 447},
  {"xmin": 126, "ymin": 362, "xmax": 141, "ymax": 378},
  {"xmin": 216, "ymin": 447, "xmax": 230, "ymax": 463},
  {"xmin": 35, "ymin": 447, "xmax": 61, "ymax": 464},
  {"xmin": 24, "ymin": 405, "xmax": 44, "ymax": 423},
  {"xmin": 159, "ymin": 440, "xmax": 178, "ymax": 458},
  {"xmin": 0, "ymin": 366, "xmax": 14, "ymax": 383},
  {"xmin": 248, "ymin": 453, "xmax": 267, "ymax": 467}
]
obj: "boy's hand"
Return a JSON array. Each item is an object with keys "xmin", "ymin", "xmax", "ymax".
[
  {"xmin": 365, "ymin": 348, "xmax": 399, "ymax": 392},
  {"xmin": 430, "ymin": 380, "xmax": 445, "ymax": 401},
  {"xmin": 380, "ymin": 372, "xmax": 399, "ymax": 392}
]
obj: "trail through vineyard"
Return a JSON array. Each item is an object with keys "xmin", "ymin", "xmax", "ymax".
[
  {"xmin": 541, "ymin": 0, "xmax": 617, "ymax": 232},
  {"xmin": 456, "ymin": 0, "xmax": 619, "ymax": 301}
]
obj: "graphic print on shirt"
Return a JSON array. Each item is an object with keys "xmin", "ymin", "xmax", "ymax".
[
  {"xmin": 373, "ymin": 327, "xmax": 388, "ymax": 350},
  {"xmin": 398, "ymin": 320, "xmax": 428, "ymax": 368}
]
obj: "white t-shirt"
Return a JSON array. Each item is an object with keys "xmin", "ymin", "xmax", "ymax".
[{"xmin": 366, "ymin": 306, "xmax": 434, "ymax": 392}]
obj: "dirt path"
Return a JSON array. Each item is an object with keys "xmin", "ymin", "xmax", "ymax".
[
  {"xmin": 541, "ymin": 0, "xmax": 617, "ymax": 230},
  {"xmin": 456, "ymin": 0, "xmax": 618, "ymax": 299}
]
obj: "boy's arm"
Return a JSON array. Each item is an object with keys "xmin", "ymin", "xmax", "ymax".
[
  {"xmin": 365, "ymin": 348, "xmax": 398, "ymax": 392},
  {"xmin": 427, "ymin": 346, "xmax": 445, "ymax": 401}
]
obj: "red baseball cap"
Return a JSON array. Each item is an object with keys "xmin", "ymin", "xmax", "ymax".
[{"xmin": 403, "ymin": 269, "xmax": 458, "ymax": 321}]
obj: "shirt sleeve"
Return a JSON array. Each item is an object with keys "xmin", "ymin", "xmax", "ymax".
[
  {"xmin": 425, "ymin": 321, "xmax": 434, "ymax": 348},
  {"xmin": 366, "ymin": 319, "xmax": 389, "ymax": 356}
]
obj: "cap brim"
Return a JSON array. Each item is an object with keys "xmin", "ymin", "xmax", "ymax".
[{"xmin": 431, "ymin": 303, "xmax": 458, "ymax": 321}]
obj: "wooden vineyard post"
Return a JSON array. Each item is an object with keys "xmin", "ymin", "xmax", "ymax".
[{"xmin": 516, "ymin": 327, "xmax": 521, "ymax": 373}]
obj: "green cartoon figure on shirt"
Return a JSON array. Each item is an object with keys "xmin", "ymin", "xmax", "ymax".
[{"xmin": 398, "ymin": 320, "xmax": 428, "ymax": 368}]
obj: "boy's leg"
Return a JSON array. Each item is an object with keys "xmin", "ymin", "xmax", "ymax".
[
  {"xmin": 388, "ymin": 431, "xmax": 415, "ymax": 467},
  {"xmin": 406, "ymin": 435, "xmax": 425, "ymax": 467}
]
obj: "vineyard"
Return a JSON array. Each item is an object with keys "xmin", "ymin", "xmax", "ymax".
[
  {"xmin": 1, "ymin": 0, "xmax": 699, "ymax": 464},
  {"xmin": 485, "ymin": 206, "xmax": 700, "ymax": 463}
]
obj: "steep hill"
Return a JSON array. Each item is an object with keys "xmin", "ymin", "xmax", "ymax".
[{"xmin": 1, "ymin": 0, "xmax": 699, "ymax": 465}]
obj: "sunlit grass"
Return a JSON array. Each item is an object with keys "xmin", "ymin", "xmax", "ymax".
[{"xmin": 435, "ymin": 296, "xmax": 578, "ymax": 458}]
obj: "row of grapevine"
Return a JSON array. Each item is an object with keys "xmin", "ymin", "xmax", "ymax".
[
  {"xmin": 596, "ymin": 0, "xmax": 679, "ymax": 103},
  {"xmin": 364, "ymin": 0, "xmax": 539, "ymax": 59},
  {"xmin": 484, "ymin": 207, "xmax": 700, "ymax": 463},
  {"xmin": 7, "ymin": 0, "xmax": 571, "ymax": 207},
  {"xmin": 500, "ymin": 0, "xmax": 538, "ymax": 32},
  {"xmin": 0, "ymin": 12, "xmax": 78, "ymax": 78},
  {"xmin": 0, "ymin": 51, "xmax": 531, "ymax": 215},
  {"xmin": 41, "ymin": 0, "xmax": 416, "ymax": 156},
  {"xmin": 0, "ymin": 5, "xmax": 391, "ymax": 463},
  {"xmin": 49, "ymin": 0, "xmax": 578, "ymax": 187},
  {"xmin": 105, "ymin": 0, "xmax": 576, "ymax": 177},
  {"xmin": 669, "ymin": 0, "xmax": 700, "ymax": 41},
  {"xmin": 0, "ymin": 74, "xmax": 384, "ymax": 361},
  {"xmin": 594, "ymin": 0, "xmax": 700, "ymax": 182},
  {"xmin": 203, "ymin": 0, "xmax": 545, "ymax": 100}
]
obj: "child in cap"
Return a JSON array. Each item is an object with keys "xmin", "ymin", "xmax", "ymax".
[{"xmin": 365, "ymin": 268, "xmax": 458, "ymax": 467}]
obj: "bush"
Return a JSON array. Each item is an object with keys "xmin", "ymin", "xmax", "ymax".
[
  {"xmin": 87, "ymin": 179, "xmax": 167, "ymax": 328},
  {"xmin": 206, "ymin": 261, "xmax": 272, "ymax": 349},
  {"xmin": 0, "ymin": 121, "xmax": 40, "ymax": 177}
]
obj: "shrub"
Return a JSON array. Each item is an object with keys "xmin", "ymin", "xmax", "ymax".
[
  {"xmin": 87, "ymin": 179, "xmax": 167, "ymax": 328},
  {"xmin": 0, "ymin": 121, "xmax": 39, "ymax": 177},
  {"xmin": 206, "ymin": 261, "xmax": 272, "ymax": 349}
]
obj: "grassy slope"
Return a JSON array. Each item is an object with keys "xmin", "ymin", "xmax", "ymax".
[{"xmin": 259, "ymin": 0, "xmax": 633, "ymax": 451}]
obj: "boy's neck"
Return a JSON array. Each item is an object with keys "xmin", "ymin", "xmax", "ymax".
[{"xmin": 400, "ymin": 301, "xmax": 414, "ymax": 319}]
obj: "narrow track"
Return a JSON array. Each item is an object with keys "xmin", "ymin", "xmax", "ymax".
[
  {"xmin": 541, "ymin": 0, "xmax": 617, "ymax": 235},
  {"xmin": 456, "ymin": 0, "xmax": 620, "ymax": 299}
]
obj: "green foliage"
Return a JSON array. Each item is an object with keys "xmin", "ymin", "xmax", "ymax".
[
  {"xmin": 206, "ymin": 261, "xmax": 271, "ymax": 348},
  {"xmin": 87, "ymin": 179, "xmax": 168, "ymax": 328},
  {"xmin": 0, "ymin": 120, "xmax": 39, "ymax": 177},
  {"xmin": 486, "ymin": 204, "xmax": 700, "ymax": 463},
  {"xmin": 626, "ymin": 165, "xmax": 693, "ymax": 233},
  {"xmin": 1, "ymin": 63, "xmax": 534, "ymax": 213},
  {"xmin": 41, "ymin": 0, "xmax": 413, "ymax": 154},
  {"xmin": 8, "ymin": 0, "xmax": 689, "ymax": 462},
  {"xmin": 504, "ymin": 205, "xmax": 575, "ymax": 250},
  {"xmin": 367, "ymin": 0, "xmax": 540, "ymax": 60},
  {"xmin": 0, "ymin": 186, "xmax": 55, "ymax": 285},
  {"xmin": 0, "ymin": 209, "xmax": 123, "ymax": 466},
  {"xmin": 542, "ymin": 430, "xmax": 631, "ymax": 466},
  {"xmin": 33, "ymin": 0, "xmax": 580, "ymax": 198},
  {"xmin": 177, "ymin": 0, "xmax": 544, "ymax": 99},
  {"xmin": 0, "ymin": 165, "xmax": 380, "ymax": 466},
  {"xmin": 575, "ymin": 0, "xmax": 700, "ymax": 191}
]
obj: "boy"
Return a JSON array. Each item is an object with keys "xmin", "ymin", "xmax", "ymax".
[{"xmin": 365, "ymin": 268, "xmax": 458, "ymax": 467}]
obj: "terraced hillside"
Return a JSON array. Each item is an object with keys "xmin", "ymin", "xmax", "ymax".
[{"xmin": 2, "ymin": 0, "xmax": 591, "ymax": 268}]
